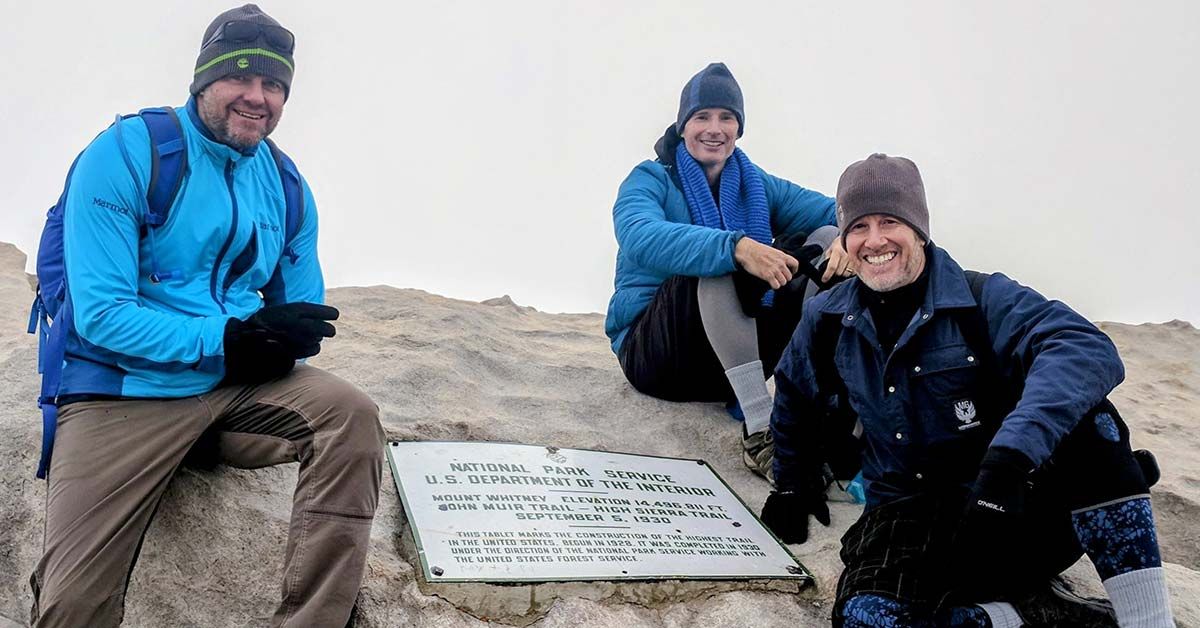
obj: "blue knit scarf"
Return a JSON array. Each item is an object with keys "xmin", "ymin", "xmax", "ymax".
[{"xmin": 675, "ymin": 143, "xmax": 774, "ymax": 305}]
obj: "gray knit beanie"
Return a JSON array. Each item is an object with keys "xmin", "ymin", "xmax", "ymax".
[
  {"xmin": 836, "ymin": 153, "xmax": 930, "ymax": 243},
  {"xmin": 190, "ymin": 4, "xmax": 295, "ymax": 99},
  {"xmin": 676, "ymin": 63, "xmax": 744, "ymax": 137}
]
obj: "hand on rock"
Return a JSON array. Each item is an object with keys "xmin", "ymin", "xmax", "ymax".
[{"xmin": 760, "ymin": 489, "xmax": 831, "ymax": 545}]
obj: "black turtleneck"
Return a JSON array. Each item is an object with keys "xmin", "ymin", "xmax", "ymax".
[{"xmin": 857, "ymin": 243, "xmax": 934, "ymax": 355}]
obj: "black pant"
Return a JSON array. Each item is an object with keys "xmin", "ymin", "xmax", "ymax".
[
  {"xmin": 833, "ymin": 399, "xmax": 1150, "ymax": 616},
  {"xmin": 618, "ymin": 275, "xmax": 805, "ymax": 403}
]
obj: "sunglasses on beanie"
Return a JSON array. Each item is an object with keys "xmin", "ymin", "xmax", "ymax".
[{"xmin": 202, "ymin": 20, "xmax": 295, "ymax": 54}]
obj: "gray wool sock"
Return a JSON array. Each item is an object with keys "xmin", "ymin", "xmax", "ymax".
[
  {"xmin": 1104, "ymin": 567, "xmax": 1174, "ymax": 628},
  {"xmin": 977, "ymin": 602, "xmax": 1022, "ymax": 628},
  {"xmin": 725, "ymin": 361, "xmax": 772, "ymax": 433}
]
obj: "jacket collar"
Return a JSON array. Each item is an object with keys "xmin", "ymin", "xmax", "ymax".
[
  {"xmin": 185, "ymin": 96, "xmax": 260, "ymax": 163},
  {"xmin": 818, "ymin": 244, "xmax": 978, "ymax": 328}
]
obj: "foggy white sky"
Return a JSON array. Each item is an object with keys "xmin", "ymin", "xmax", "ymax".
[{"xmin": 3, "ymin": 0, "xmax": 1197, "ymax": 324}]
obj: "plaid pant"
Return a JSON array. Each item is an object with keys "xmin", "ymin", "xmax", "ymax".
[{"xmin": 834, "ymin": 400, "xmax": 1149, "ymax": 621}]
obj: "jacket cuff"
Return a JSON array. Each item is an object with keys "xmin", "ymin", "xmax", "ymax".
[
  {"xmin": 205, "ymin": 315, "xmax": 236, "ymax": 358},
  {"xmin": 729, "ymin": 230, "xmax": 747, "ymax": 269},
  {"xmin": 981, "ymin": 445, "xmax": 1037, "ymax": 475}
]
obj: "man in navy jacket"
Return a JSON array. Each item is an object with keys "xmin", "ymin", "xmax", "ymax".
[{"xmin": 761, "ymin": 154, "xmax": 1173, "ymax": 627}]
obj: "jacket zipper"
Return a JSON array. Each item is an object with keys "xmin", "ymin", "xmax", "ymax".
[{"xmin": 209, "ymin": 159, "xmax": 240, "ymax": 315}]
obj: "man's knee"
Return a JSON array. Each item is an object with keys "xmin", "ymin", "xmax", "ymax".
[
  {"xmin": 317, "ymin": 376, "xmax": 383, "ymax": 460},
  {"xmin": 324, "ymin": 384, "xmax": 379, "ymax": 451},
  {"xmin": 1046, "ymin": 401, "xmax": 1148, "ymax": 510},
  {"xmin": 807, "ymin": 224, "xmax": 840, "ymax": 250}
]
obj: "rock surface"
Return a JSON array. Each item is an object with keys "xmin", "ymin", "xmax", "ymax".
[{"xmin": 0, "ymin": 242, "xmax": 1197, "ymax": 626}]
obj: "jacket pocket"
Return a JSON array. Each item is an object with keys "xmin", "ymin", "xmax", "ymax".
[
  {"xmin": 911, "ymin": 344, "xmax": 979, "ymax": 398},
  {"xmin": 223, "ymin": 228, "xmax": 259, "ymax": 295},
  {"xmin": 911, "ymin": 344, "xmax": 984, "ymax": 437}
]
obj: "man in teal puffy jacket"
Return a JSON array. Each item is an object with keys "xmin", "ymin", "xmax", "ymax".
[
  {"xmin": 30, "ymin": 6, "xmax": 383, "ymax": 627},
  {"xmin": 605, "ymin": 62, "xmax": 851, "ymax": 481}
]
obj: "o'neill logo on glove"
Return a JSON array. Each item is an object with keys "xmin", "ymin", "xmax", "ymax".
[
  {"xmin": 955, "ymin": 399, "xmax": 980, "ymax": 431},
  {"xmin": 976, "ymin": 499, "xmax": 1006, "ymax": 513}
]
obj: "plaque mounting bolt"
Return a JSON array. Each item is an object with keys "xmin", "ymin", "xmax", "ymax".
[
  {"xmin": 431, "ymin": 566, "xmax": 444, "ymax": 576},
  {"xmin": 787, "ymin": 566, "xmax": 803, "ymax": 575}
]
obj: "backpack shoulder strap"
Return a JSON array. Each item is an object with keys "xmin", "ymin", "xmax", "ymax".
[
  {"xmin": 958, "ymin": 270, "xmax": 994, "ymax": 364},
  {"xmin": 33, "ymin": 109, "xmax": 186, "ymax": 479},
  {"xmin": 264, "ymin": 138, "xmax": 305, "ymax": 263},
  {"xmin": 956, "ymin": 269, "xmax": 1024, "ymax": 410},
  {"xmin": 963, "ymin": 270, "xmax": 990, "ymax": 303},
  {"xmin": 136, "ymin": 107, "xmax": 188, "ymax": 227}
]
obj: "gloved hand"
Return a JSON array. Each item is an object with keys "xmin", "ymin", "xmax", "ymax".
[
  {"xmin": 223, "ymin": 318, "xmax": 295, "ymax": 384},
  {"xmin": 954, "ymin": 447, "xmax": 1035, "ymax": 559},
  {"xmin": 965, "ymin": 447, "xmax": 1035, "ymax": 519},
  {"xmin": 239, "ymin": 302, "xmax": 339, "ymax": 357},
  {"xmin": 222, "ymin": 303, "xmax": 340, "ymax": 385},
  {"xmin": 760, "ymin": 485, "xmax": 831, "ymax": 544}
]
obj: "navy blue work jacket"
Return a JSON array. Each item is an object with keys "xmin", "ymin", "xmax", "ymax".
[{"xmin": 770, "ymin": 246, "xmax": 1124, "ymax": 510}]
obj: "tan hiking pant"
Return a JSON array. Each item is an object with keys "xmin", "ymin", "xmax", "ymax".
[{"xmin": 29, "ymin": 365, "xmax": 385, "ymax": 628}]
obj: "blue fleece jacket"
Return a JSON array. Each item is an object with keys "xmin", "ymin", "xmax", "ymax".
[
  {"xmin": 58, "ymin": 103, "xmax": 322, "ymax": 399},
  {"xmin": 604, "ymin": 159, "xmax": 835, "ymax": 353}
]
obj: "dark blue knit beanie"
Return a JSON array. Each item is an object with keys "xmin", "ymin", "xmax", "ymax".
[{"xmin": 676, "ymin": 63, "xmax": 744, "ymax": 137}]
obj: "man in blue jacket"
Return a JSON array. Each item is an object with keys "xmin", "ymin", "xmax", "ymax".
[
  {"xmin": 606, "ymin": 63, "xmax": 852, "ymax": 481},
  {"xmin": 761, "ymin": 154, "xmax": 1173, "ymax": 627},
  {"xmin": 30, "ymin": 6, "xmax": 383, "ymax": 627}
]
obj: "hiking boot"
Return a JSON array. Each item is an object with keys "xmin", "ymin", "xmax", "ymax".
[
  {"xmin": 1012, "ymin": 577, "xmax": 1117, "ymax": 627},
  {"xmin": 742, "ymin": 426, "xmax": 775, "ymax": 485}
]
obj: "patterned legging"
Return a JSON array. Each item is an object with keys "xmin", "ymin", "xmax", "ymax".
[{"xmin": 839, "ymin": 496, "xmax": 1162, "ymax": 627}]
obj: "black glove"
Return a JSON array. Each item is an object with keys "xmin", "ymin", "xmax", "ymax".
[
  {"xmin": 223, "ymin": 318, "xmax": 296, "ymax": 385},
  {"xmin": 773, "ymin": 233, "xmax": 822, "ymax": 263},
  {"xmin": 734, "ymin": 239, "xmax": 828, "ymax": 317},
  {"xmin": 954, "ymin": 447, "xmax": 1035, "ymax": 559},
  {"xmin": 966, "ymin": 447, "xmax": 1034, "ymax": 519},
  {"xmin": 241, "ymin": 302, "xmax": 339, "ymax": 357},
  {"xmin": 222, "ymin": 303, "xmax": 339, "ymax": 385},
  {"xmin": 760, "ymin": 485, "xmax": 831, "ymax": 545},
  {"xmin": 732, "ymin": 270, "xmax": 772, "ymax": 317}
]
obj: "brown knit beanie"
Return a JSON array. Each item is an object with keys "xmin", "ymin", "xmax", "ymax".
[{"xmin": 836, "ymin": 153, "xmax": 930, "ymax": 243}]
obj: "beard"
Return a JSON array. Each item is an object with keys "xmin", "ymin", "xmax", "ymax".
[
  {"xmin": 196, "ymin": 97, "xmax": 277, "ymax": 151},
  {"xmin": 858, "ymin": 248, "xmax": 926, "ymax": 293}
]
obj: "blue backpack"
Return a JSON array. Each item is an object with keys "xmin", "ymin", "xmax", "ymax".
[{"xmin": 27, "ymin": 107, "xmax": 305, "ymax": 479}]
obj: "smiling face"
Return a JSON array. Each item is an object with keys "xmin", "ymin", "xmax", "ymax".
[
  {"xmin": 681, "ymin": 107, "xmax": 739, "ymax": 181},
  {"xmin": 844, "ymin": 214, "xmax": 927, "ymax": 292},
  {"xmin": 196, "ymin": 74, "xmax": 285, "ymax": 150}
]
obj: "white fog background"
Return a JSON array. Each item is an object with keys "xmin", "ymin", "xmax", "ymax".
[{"xmin": 2, "ymin": 0, "xmax": 1197, "ymax": 325}]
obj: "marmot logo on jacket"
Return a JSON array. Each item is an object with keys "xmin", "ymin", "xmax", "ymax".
[{"xmin": 92, "ymin": 197, "xmax": 130, "ymax": 217}]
